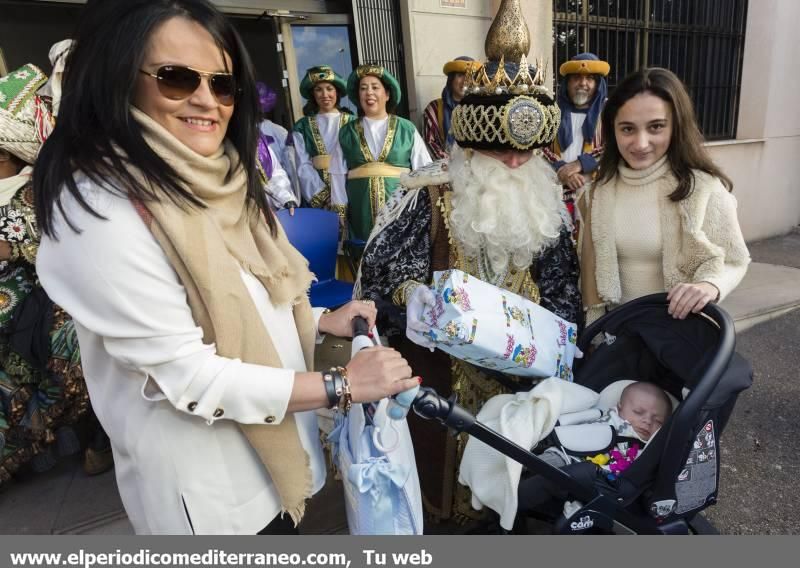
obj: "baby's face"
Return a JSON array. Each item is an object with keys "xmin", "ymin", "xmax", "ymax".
[{"xmin": 618, "ymin": 390, "xmax": 669, "ymax": 441}]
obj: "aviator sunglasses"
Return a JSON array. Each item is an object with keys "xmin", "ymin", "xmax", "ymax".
[{"xmin": 139, "ymin": 65, "xmax": 237, "ymax": 106}]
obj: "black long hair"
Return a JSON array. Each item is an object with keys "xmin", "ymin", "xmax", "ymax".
[
  {"xmin": 34, "ymin": 0, "xmax": 275, "ymax": 236},
  {"xmin": 596, "ymin": 67, "xmax": 732, "ymax": 201}
]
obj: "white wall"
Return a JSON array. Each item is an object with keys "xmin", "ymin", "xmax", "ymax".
[
  {"xmin": 399, "ymin": 0, "xmax": 552, "ymax": 127},
  {"xmin": 706, "ymin": 0, "xmax": 800, "ymax": 241}
]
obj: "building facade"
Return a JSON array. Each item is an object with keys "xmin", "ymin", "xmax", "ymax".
[
  {"xmin": 2, "ymin": 0, "xmax": 797, "ymax": 241},
  {"xmin": 397, "ymin": 0, "xmax": 799, "ymax": 242}
]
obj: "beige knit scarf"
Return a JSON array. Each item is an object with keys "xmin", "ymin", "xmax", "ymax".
[{"xmin": 130, "ymin": 107, "xmax": 316, "ymax": 525}]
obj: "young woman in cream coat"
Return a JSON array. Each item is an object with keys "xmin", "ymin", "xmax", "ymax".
[{"xmin": 576, "ymin": 67, "xmax": 750, "ymax": 324}]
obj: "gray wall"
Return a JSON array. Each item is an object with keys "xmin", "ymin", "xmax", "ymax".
[{"xmin": 0, "ymin": 1, "xmax": 83, "ymax": 72}]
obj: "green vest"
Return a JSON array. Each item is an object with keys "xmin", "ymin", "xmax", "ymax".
[
  {"xmin": 292, "ymin": 113, "xmax": 354, "ymax": 208},
  {"xmin": 339, "ymin": 115, "xmax": 417, "ymax": 241}
]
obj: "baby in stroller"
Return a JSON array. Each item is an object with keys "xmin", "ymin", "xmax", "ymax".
[
  {"xmin": 419, "ymin": 294, "xmax": 752, "ymax": 534},
  {"xmin": 537, "ymin": 381, "xmax": 673, "ymax": 472}
]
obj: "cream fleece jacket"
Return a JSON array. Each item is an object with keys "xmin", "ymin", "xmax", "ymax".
[{"xmin": 584, "ymin": 156, "xmax": 750, "ymax": 321}]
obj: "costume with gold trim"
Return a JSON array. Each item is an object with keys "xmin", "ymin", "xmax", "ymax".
[
  {"xmin": 340, "ymin": 65, "xmax": 431, "ymax": 241},
  {"xmin": 291, "ymin": 65, "xmax": 354, "ymax": 231},
  {"xmin": 356, "ymin": 161, "xmax": 581, "ymax": 521},
  {"xmin": 1, "ymin": 63, "xmax": 88, "ymax": 486}
]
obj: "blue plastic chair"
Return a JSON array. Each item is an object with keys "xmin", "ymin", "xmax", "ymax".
[{"xmin": 277, "ymin": 208, "xmax": 354, "ymax": 309}]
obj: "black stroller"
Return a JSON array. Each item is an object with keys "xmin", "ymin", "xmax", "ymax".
[{"xmin": 407, "ymin": 293, "xmax": 753, "ymax": 534}]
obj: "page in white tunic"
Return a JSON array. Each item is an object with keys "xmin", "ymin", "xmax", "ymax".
[
  {"xmin": 264, "ymin": 146, "xmax": 296, "ymax": 210},
  {"xmin": 561, "ymin": 113, "xmax": 588, "ymax": 164},
  {"xmin": 291, "ymin": 112, "xmax": 349, "ymax": 207}
]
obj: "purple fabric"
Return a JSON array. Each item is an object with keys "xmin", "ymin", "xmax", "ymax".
[
  {"xmin": 256, "ymin": 82, "xmax": 278, "ymax": 114},
  {"xmin": 257, "ymin": 133, "xmax": 274, "ymax": 179}
]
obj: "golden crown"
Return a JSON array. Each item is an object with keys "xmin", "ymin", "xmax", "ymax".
[{"xmin": 463, "ymin": 53, "xmax": 551, "ymax": 97}]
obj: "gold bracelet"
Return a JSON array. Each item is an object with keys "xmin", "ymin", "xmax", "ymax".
[
  {"xmin": 335, "ymin": 366, "xmax": 352, "ymax": 415},
  {"xmin": 392, "ymin": 279, "xmax": 424, "ymax": 307}
]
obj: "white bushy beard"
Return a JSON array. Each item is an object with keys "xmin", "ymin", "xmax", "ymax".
[
  {"xmin": 572, "ymin": 91, "xmax": 592, "ymax": 107},
  {"xmin": 448, "ymin": 144, "xmax": 565, "ymax": 275}
]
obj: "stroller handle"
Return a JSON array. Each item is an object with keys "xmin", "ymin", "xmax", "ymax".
[{"xmin": 352, "ymin": 316, "xmax": 420, "ymax": 419}]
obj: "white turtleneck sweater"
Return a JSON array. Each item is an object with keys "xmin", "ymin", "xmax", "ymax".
[
  {"xmin": 614, "ymin": 156, "xmax": 669, "ymax": 303},
  {"xmin": 582, "ymin": 154, "xmax": 750, "ymax": 323}
]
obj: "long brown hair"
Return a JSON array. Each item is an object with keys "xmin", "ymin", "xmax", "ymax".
[{"xmin": 596, "ymin": 67, "xmax": 732, "ymax": 201}]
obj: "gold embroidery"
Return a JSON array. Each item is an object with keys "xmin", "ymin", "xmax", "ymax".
[
  {"xmin": 438, "ymin": 188, "xmax": 543, "ymax": 514},
  {"xmin": 256, "ymin": 160, "xmax": 269, "ymax": 185},
  {"xmin": 309, "ymin": 187, "xmax": 331, "ymax": 209},
  {"xmin": 310, "ymin": 114, "xmax": 351, "ymax": 200},
  {"xmin": 368, "ymin": 176, "xmax": 386, "ymax": 223},
  {"xmin": 309, "ymin": 115, "xmax": 326, "ymax": 156},
  {"xmin": 355, "ymin": 116, "xmax": 398, "ymax": 225},
  {"xmin": 392, "ymin": 279, "xmax": 424, "ymax": 307},
  {"xmin": 450, "ymin": 98, "xmax": 560, "ymax": 151},
  {"xmin": 354, "ymin": 115, "xmax": 398, "ymax": 163}
]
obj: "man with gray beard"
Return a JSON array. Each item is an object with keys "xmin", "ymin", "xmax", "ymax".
[
  {"xmin": 356, "ymin": 31, "xmax": 582, "ymax": 525},
  {"xmin": 542, "ymin": 52, "xmax": 610, "ymax": 219}
]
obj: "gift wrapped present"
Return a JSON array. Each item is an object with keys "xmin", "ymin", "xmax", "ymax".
[{"xmin": 420, "ymin": 269, "xmax": 579, "ymax": 380}]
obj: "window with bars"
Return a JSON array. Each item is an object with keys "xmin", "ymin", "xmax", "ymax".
[
  {"xmin": 353, "ymin": 0, "xmax": 409, "ymax": 117},
  {"xmin": 552, "ymin": 0, "xmax": 748, "ymax": 140}
]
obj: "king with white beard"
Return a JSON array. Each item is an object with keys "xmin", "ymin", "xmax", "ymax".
[{"xmin": 356, "ymin": 24, "xmax": 582, "ymax": 522}]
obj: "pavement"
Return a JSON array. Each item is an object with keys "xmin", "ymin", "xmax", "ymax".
[{"xmin": 1, "ymin": 227, "xmax": 798, "ymax": 535}]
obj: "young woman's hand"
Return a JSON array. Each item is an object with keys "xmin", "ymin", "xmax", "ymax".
[
  {"xmin": 346, "ymin": 346, "xmax": 419, "ymax": 403},
  {"xmin": 318, "ymin": 299, "xmax": 377, "ymax": 338},
  {"xmin": 666, "ymin": 282, "xmax": 720, "ymax": 319}
]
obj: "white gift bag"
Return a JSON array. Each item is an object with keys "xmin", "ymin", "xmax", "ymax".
[{"xmin": 420, "ymin": 269, "xmax": 579, "ymax": 379}]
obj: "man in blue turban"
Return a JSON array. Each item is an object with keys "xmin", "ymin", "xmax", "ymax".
[{"xmin": 543, "ymin": 53, "xmax": 610, "ymax": 216}]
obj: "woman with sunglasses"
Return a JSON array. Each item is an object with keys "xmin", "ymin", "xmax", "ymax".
[
  {"xmin": 33, "ymin": 0, "xmax": 418, "ymax": 535},
  {"xmin": 339, "ymin": 65, "xmax": 432, "ymax": 242},
  {"xmin": 290, "ymin": 65, "xmax": 353, "ymax": 231}
]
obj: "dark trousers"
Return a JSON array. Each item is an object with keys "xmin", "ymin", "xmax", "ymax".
[{"xmin": 258, "ymin": 514, "xmax": 299, "ymax": 535}]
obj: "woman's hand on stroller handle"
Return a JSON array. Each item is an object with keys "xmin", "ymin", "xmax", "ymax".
[
  {"xmin": 318, "ymin": 300, "xmax": 378, "ymax": 338},
  {"xmin": 666, "ymin": 282, "xmax": 719, "ymax": 320},
  {"xmin": 351, "ymin": 316, "xmax": 421, "ymax": 419},
  {"xmin": 346, "ymin": 342, "xmax": 419, "ymax": 405}
]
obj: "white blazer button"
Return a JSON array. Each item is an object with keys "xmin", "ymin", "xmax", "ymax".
[
  {"xmin": 213, "ymin": 408, "xmax": 224, "ymax": 418},
  {"xmin": 187, "ymin": 402, "xmax": 198, "ymax": 412},
  {"xmin": 264, "ymin": 416, "xmax": 276, "ymax": 423}
]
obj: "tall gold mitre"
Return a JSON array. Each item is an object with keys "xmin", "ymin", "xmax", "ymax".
[{"xmin": 462, "ymin": 0, "xmax": 548, "ymax": 97}]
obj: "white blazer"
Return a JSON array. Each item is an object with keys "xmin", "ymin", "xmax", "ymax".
[{"xmin": 36, "ymin": 175, "xmax": 326, "ymax": 534}]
